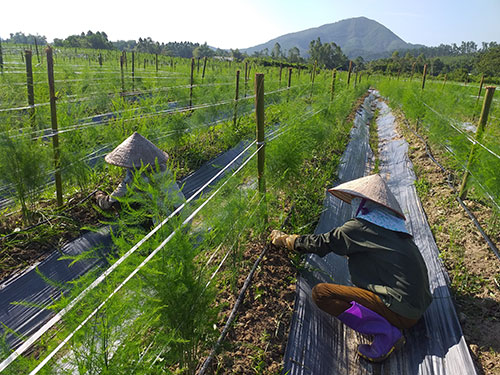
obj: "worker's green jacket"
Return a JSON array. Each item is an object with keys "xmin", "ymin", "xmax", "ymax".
[{"xmin": 294, "ymin": 218, "xmax": 432, "ymax": 320}]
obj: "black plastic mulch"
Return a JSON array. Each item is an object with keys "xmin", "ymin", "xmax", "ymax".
[{"xmin": 283, "ymin": 91, "xmax": 476, "ymax": 375}]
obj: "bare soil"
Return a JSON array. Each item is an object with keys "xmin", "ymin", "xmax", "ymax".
[
  {"xmin": 0, "ymin": 189, "xmax": 116, "ymax": 281},
  {"xmin": 393, "ymin": 109, "xmax": 500, "ymax": 375},
  {"xmin": 206, "ymin": 242, "xmax": 296, "ymax": 375}
]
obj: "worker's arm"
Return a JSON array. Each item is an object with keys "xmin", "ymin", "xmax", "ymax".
[
  {"xmin": 110, "ymin": 169, "xmax": 134, "ymax": 199},
  {"xmin": 271, "ymin": 220, "xmax": 358, "ymax": 257},
  {"xmin": 294, "ymin": 226, "xmax": 350, "ymax": 257}
]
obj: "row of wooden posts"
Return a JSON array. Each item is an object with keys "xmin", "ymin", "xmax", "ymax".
[
  {"xmin": 13, "ymin": 47, "xmax": 492, "ymax": 206},
  {"xmin": 22, "ymin": 48, "xmax": 306, "ymax": 207},
  {"xmin": 410, "ymin": 63, "xmax": 497, "ymax": 198},
  {"xmin": 12, "ymin": 48, "xmax": 374, "ymax": 210},
  {"xmin": 0, "ymin": 39, "xmax": 39, "ymax": 71}
]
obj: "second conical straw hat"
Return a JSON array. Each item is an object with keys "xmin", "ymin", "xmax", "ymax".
[
  {"xmin": 105, "ymin": 132, "xmax": 169, "ymax": 169},
  {"xmin": 327, "ymin": 174, "xmax": 405, "ymax": 219}
]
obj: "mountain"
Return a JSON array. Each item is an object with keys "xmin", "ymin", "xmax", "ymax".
[{"xmin": 241, "ymin": 17, "xmax": 421, "ymax": 60}]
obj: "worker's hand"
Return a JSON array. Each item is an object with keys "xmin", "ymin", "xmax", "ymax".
[
  {"xmin": 95, "ymin": 191, "xmax": 113, "ymax": 210},
  {"xmin": 95, "ymin": 190, "xmax": 107, "ymax": 201},
  {"xmin": 270, "ymin": 230, "xmax": 299, "ymax": 251}
]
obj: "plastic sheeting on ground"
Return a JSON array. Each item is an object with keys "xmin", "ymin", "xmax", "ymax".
[
  {"xmin": 0, "ymin": 227, "xmax": 112, "ymax": 349},
  {"xmin": 283, "ymin": 91, "xmax": 476, "ymax": 374}
]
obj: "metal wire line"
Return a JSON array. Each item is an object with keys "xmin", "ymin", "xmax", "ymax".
[
  {"xmin": 0, "ymin": 104, "xmax": 295, "ymax": 198},
  {"xmin": 421, "ymin": 101, "xmax": 500, "ymax": 161},
  {"xmin": 6, "ymin": 86, "xmax": 292, "ymax": 141},
  {"xmin": 0, "ymin": 97, "xmax": 287, "ymax": 208},
  {"xmin": 0, "ymin": 80, "xmax": 235, "ymax": 113},
  {"xmin": 415, "ymin": 119, "xmax": 500, "ymax": 211}
]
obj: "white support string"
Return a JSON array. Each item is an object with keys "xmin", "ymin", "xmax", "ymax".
[{"xmin": 422, "ymin": 101, "xmax": 500, "ymax": 161}]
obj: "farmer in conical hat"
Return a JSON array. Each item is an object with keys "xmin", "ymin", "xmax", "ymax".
[
  {"xmin": 270, "ymin": 174, "xmax": 431, "ymax": 362},
  {"xmin": 95, "ymin": 132, "xmax": 185, "ymax": 211}
]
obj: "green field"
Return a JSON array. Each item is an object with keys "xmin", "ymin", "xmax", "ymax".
[
  {"xmin": 0, "ymin": 42, "xmax": 498, "ymax": 374},
  {"xmin": 372, "ymin": 74, "xmax": 500, "ymax": 216},
  {"xmin": 0, "ymin": 43, "xmax": 370, "ymax": 373}
]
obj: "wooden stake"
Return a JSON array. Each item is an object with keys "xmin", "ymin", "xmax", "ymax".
[
  {"xmin": 312, "ymin": 60, "xmax": 317, "ymax": 84},
  {"xmin": 476, "ymin": 75, "xmax": 485, "ymax": 104},
  {"xmin": 347, "ymin": 60, "xmax": 352, "ymax": 86},
  {"xmin": 287, "ymin": 67, "xmax": 292, "ymax": 88},
  {"xmin": 410, "ymin": 62, "xmax": 416, "ymax": 81},
  {"xmin": 189, "ymin": 57, "xmax": 195, "ymax": 107},
  {"xmin": 330, "ymin": 69, "xmax": 336, "ymax": 101},
  {"xmin": 0, "ymin": 39, "xmax": 3, "ymax": 72},
  {"xmin": 98, "ymin": 53, "xmax": 103, "ymax": 67},
  {"xmin": 244, "ymin": 61, "xmax": 248, "ymax": 98},
  {"xmin": 233, "ymin": 70, "xmax": 240, "ymax": 128},
  {"xmin": 34, "ymin": 37, "xmax": 40, "ymax": 63},
  {"xmin": 120, "ymin": 54, "xmax": 125, "ymax": 93},
  {"xmin": 25, "ymin": 50, "xmax": 35, "ymax": 125},
  {"xmin": 202, "ymin": 56, "xmax": 207, "ymax": 80},
  {"xmin": 155, "ymin": 53, "xmax": 158, "ymax": 72},
  {"xmin": 131, "ymin": 51, "xmax": 135, "ymax": 91},
  {"xmin": 279, "ymin": 63, "xmax": 283, "ymax": 86},
  {"xmin": 310, "ymin": 61, "xmax": 317, "ymax": 99},
  {"xmin": 459, "ymin": 86, "xmax": 496, "ymax": 199},
  {"xmin": 46, "ymin": 47, "xmax": 63, "ymax": 207},
  {"xmin": 421, "ymin": 64, "xmax": 427, "ymax": 90},
  {"xmin": 255, "ymin": 73, "xmax": 266, "ymax": 196}
]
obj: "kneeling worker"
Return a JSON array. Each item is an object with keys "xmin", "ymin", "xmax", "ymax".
[
  {"xmin": 96, "ymin": 132, "xmax": 185, "ymax": 212},
  {"xmin": 271, "ymin": 174, "xmax": 432, "ymax": 362}
]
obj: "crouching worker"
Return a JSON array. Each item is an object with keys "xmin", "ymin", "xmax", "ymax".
[
  {"xmin": 95, "ymin": 132, "xmax": 185, "ymax": 215},
  {"xmin": 270, "ymin": 174, "xmax": 432, "ymax": 362}
]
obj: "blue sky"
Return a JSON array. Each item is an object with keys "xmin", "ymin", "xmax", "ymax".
[{"xmin": 2, "ymin": 0, "xmax": 499, "ymax": 49}]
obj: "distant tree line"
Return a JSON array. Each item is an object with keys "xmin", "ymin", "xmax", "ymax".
[
  {"xmin": 401, "ymin": 41, "xmax": 498, "ymax": 58},
  {"xmin": 4, "ymin": 31, "xmax": 498, "ymax": 79},
  {"xmin": 54, "ymin": 31, "xmax": 114, "ymax": 50},
  {"xmin": 247, "ymin": 38, "xmax": 350, "ymax": 69},
  {"xmin": 2, "ymin": 32, "xmax": 47, "ymax": 45},
  {"xmin": 365, "ymin": 42, "xmax": 500, "ymax": 81}
]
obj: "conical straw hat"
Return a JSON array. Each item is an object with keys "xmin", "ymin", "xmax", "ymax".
[
  {"xmin": 327, "ymin": 174, "xmax": 406, "ymax": 219},
  {"xmin": 105, "ymin": 132, "xmax": 169, "ymax": 169}
]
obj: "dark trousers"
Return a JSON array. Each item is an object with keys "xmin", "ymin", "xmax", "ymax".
[{"xmin": 312, "ymin": 283, "xmax": 418, "ymax": 329}]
